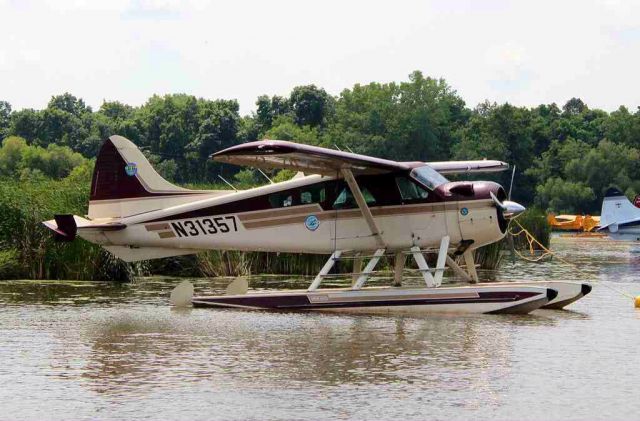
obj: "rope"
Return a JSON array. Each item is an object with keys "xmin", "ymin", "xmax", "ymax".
[
  {"xmin": 508, "ymin": 225, "xmax": 554, "ymax": 262},
  {"xmin": 510, "ymin": 220, "xmax": 635, "ymax": 300}
]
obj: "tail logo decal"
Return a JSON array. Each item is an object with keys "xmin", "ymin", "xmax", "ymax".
[{"xmin": 125, "ymin": 163, "xmax": 138, "ymax": 177}]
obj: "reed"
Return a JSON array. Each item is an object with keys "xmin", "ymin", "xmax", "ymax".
[
  {"xmin": 196, "ymin": 251, "xmax": 342, "ymax": 277},
  {"xmin": 511, "ymin": 208, "xmax": 551, "ymax": 249},
  {"xmin": 473, "ymin": 208, "xmax": 552, "ymax": 270},
  {"xmin": 0, "ymin": 177, "xmax": 144, "ymax": 282},
  {"xmin": 197, "ymin": 250, "xmax": 254, "ymax": 277},
  {"xmin": 474, "ymin": 241, "xmax": 505, "ymax": 270}
]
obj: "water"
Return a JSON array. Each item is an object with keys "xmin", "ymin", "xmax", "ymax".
[{"xmin": 1, "ymin": 237, "xmax": 639, "ymax": 421}]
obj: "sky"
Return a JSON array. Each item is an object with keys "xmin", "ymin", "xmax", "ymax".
[{"xmin": 0, "ymin": 0, "xmax": 639, "ymax": 115}]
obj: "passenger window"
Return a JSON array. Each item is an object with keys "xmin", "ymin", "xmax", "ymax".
[
  {"xmin": 396, "ymin": 176, "xmax": 429, "ymax": 201},
  {"xmin": 269, "ymin": 193, "xmax": 294, "ymax": 208},
  {"xmin": 332, "ymin": 187, "xmax": 376, "ymax": 209},
  {"xmin": 300, "ymin": 186, "xmax": 326, "ymax": 204}
]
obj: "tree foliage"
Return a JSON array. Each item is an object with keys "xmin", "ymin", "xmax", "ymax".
[{"xmin": 1, "ymin": 72, "xmax": 640, "ymax": 214}]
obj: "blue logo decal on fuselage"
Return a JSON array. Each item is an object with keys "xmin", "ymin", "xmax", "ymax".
[
  {"xmin": 460, "ymin": 207, "xmax": 469, "ymax": 216},
  {"xmin": 125, "ymin": 163, "xmax": 137, "ymax": 176},
  {"xmin": 305, "ymin": 215, "xmax": 320, "ymax": 231}
]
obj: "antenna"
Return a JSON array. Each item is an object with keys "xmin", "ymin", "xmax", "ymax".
[
  {"xmin": 218, "ymin": 175, "xmax": 238, "ymax": 191},
  {"xmin": 508, "ymin": 165, "xmax": 516, "ymax": 200},
  {"xmin": 257, "ymin": 168, "xmax": 274, "ymax": 184}
]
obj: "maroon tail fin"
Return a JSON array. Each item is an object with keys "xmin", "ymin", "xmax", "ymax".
[{"xmin": 88, "ymin": 136, "xmax": 213, "ymax": 219}]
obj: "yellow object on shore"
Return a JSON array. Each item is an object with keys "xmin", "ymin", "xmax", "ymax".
[
  {"xmin": 583, "ymin": 215, "xmax": 601, "ymax": 232},
  {"xmin": 547, "ymin": 214, "xmax": 601, "ymax": 232},
  {"xmin": 635, "ymin": 296, "xmax": 640, "ymax": 308}
]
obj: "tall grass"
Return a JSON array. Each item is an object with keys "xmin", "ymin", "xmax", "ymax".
[
  {"xmin": 197, "ymin": 251, "xmax": 339, "ymax": 277},
  {"xmin": 511, "ymin": 207, "xmax": 551, "ymax": 250},
  {"xmin": 473, "ymin": 208, "xmax": 551, "ymax": 270},
  {"xmin": 0, "ymin": 173, "xmax": 144, "ymax": 281}
]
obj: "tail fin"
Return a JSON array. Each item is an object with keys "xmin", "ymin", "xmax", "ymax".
[
  {"xmin": 89, "ymin": 136, "xmax": 221, "ymax": 219},
  {"xmin": 600, "ymin": 187, "xmax": 640, "ymax": 230}
]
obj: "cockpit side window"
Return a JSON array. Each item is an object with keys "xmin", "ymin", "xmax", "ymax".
[
  {"xmin": 395, "ymin": 176, "xmax": 429, "ymax": 201},
  {"xmin": 410, "ymin": 165, "xmax": 448, "ymax": 190}
]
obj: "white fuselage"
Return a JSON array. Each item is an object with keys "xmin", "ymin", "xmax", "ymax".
[{"xmin": 81, "ymin": 175, "xmax": 505, "ymax": 255}]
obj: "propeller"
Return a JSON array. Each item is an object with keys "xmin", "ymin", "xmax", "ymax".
[{"xmin": 490, "ymin": 191, "xmax": 526, "ymax": 219}]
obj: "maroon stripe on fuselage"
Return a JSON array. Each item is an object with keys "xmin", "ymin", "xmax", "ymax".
[
  {"xmin": 141, "ymin": 174, "xmax": 501, "ymax": 224},
  {"xmin": 192, "ymin": 290, "xmax": 540, "ymax": 310}
]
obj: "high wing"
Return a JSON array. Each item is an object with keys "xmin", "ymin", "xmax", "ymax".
[
  {"xmin": 211, "ymin": 140, "xmax": 410, "ymax": 176},
  {"xmin": 212, "ymin": 139, "xmax": 509, "ymax": 176}
]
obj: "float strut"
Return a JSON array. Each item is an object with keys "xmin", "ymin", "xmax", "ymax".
[
  {"xmin": 411, "ymin": 246, "xmax": 436, "ymax": 288},
  {"xmin": 445, "ymin": 255, "xmax": 473, "ymax": 282},
  {"xmin": 352, "ymin": 253, "xmax": 363, "ymax": 287},
  {"xmin": 353, "ymin": 248, "xmax": 386, "ymax": 290},
  {"xmin": 393, "ymin": 251, "xmax": 405, "ymax": 287},
  {"xmin": 433, "ymin": 236, "xmax": 450, "ymax": 287},
  {"xmin": 308, "ymin": 250, "xmax": 342, "ymax": 292},
  {"xmin": 463, "ymin": 249, "xmax": 479, "ymax": 283}
]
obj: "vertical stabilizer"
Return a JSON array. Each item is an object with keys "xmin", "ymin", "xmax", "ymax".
[
  {"xmin": 600, "ymin": 187, "xmax": 640, "ymax": 229},
  {"xmin": 88, "ymin": 135, "xmax": 227, "ymax": 219}
]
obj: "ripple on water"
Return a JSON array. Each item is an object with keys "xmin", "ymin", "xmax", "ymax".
[{"xmin": 0, "ymin": 237, "xmax": 639, "ymax": 421}]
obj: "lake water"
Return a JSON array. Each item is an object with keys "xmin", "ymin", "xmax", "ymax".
[{"xmin": 1, "ymin": 237, "xmax": 639, "ymax": 421}]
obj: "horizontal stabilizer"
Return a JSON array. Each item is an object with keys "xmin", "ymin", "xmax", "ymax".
[{"xmin": 42, "ymin": 215, "xmax": 126, "ymax": 242}]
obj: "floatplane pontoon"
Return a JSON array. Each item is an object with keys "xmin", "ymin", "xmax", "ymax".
[{"xmin": 43, "ymin": 136, "xmax": 590, "ymax": 314}]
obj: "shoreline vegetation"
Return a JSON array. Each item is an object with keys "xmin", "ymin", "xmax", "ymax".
[{"xmin": 0, "ymin": 70, "xmax": 629, "ymax": 281}]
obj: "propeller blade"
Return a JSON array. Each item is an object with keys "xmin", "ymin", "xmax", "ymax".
[{"xmin": 490, "ymin": 191, "xmax": 507, "ymax": 211}]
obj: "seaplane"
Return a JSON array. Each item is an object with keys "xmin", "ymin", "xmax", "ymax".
[
  {"xmin": 598, "ymin": 187, "xmax": 640, "ymax": 241},
  {"xmin": 43, "ymin": 135, "xmax": 591, "ymax": 314}
]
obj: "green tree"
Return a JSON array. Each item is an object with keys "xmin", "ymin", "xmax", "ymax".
[
  {"xmin": 289, "ymin": 85, "xmax": 334, "ymax": 128},
  {"xmin": 0, "ymin": 100, "xmax": 11, "ymax": 139},
  {"xmin": 454, "ymin": 102, "xmax": 534, "ymax": 202},
  {"xmin": 535, "ymin": 178, "xmax": 595, "ymax": 213}
]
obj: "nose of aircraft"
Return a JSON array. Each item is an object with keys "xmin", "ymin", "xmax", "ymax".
[
  {"xmin": 502, "ymin": 200, "xmax": 526, "ymax": 219},
  {"xmin": 489, "ymin": 190, "xmax": 526, "ymax": 219}
]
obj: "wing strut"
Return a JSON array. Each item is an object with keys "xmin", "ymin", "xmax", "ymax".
[{"xmin": 340, "ymin": 168, "xmax": 385, "ymax": 247}]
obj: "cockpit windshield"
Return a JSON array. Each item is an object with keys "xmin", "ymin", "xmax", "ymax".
[{"xmin": 410, "ymin": 165, "xmax": 449, "ymax": 190}]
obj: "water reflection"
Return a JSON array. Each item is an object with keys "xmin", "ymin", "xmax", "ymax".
[
  {"xmin": 79, "ymin": 301, "xmax": 560, "ymax": 406},
  {"xmin": 1, "ymin": 237, "xmax": 639, "ymax": 421}
]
